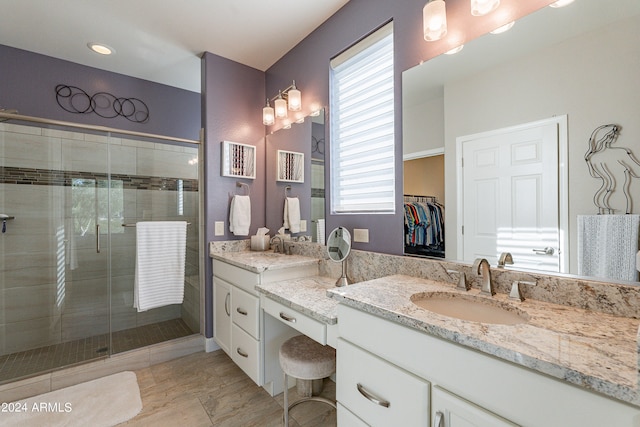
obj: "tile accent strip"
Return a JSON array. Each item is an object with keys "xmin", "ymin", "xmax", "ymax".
[{"xmin": 0, "ymin": 166, "xmax": 198, "ymax": 192}]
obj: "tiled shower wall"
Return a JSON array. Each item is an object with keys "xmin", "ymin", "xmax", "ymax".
[{"xmin": 0, "ymin": 122, "xmax": 200, "ymax": 356}]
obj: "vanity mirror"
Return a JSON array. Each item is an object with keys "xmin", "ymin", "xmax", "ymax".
[
  {"xmin": 327, "ymin": 226, "xmax": 352, "ymax": 287},
  {"xmin": 402, "ymin": 0, "xmax": 640, "ymax": 281},
  {"xmin": 265, "ymin": 109, "xmax": 325, "ymax": 242}
]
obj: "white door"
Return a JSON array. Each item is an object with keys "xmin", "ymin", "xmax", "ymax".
[
  {"xmin": 213, "ymin": 277, "xmax": 232, "ymax": 355},
  {"xmin": 458, "ymin": 117, "xmax": 567, "ymax": 272}
]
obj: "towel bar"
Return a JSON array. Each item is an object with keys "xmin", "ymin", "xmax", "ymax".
[
  {"xmin": 122, "ymin": 222, "xmax": 191, "ymax": 227},
  {"xmin": 236, "ymin": 181, "xmax": 250, "ymax": 196}
]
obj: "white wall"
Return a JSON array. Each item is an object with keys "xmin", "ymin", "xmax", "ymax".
[
  {"xmin": 403, "ymin": 94, "xmax": 445, "ymax": 158},
  {"xmin": 443, "ymin": 14, "xmax": 640, "ymax": 273}
]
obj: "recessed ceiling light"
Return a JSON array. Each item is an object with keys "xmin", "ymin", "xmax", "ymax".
[
  {"xmin": 549, "ymin": 0, "xmax": 575, "ymax": 8},
  {"xmin": 87, "ymin": 42, "xmax": 115, "ymax": 55}
]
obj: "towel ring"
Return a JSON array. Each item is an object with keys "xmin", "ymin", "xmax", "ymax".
[
  {"xmin": 236, "ymin": 181, "xmax": 250, "ymax": 196},
  {"xmin": 284, "ymin": 185, "xmax": 292, "ymax": 197}
]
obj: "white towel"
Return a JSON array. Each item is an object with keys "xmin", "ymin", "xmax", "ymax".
[
  {"xmin": 577, "ymin": 214, "xmax": 640, "ymax": 281},
  {"xmin": 229, "ymin": 195, "xmax": 251, "ymax": 236},
  {"xmin": 316, "ymin": 218, "xmax": 325, "ymax": 245},
  {"xmin": 134, "ymin": 221, "xmax": 187, "ymax": 312},
  {"xmin": 283, "ymin": 196, "xmax": 301, "ymax": 233}
]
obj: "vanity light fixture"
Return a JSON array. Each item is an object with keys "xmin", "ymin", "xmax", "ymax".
[
  {"xmin": 490, "ymin": 21, "xmax": 515, "ymax": 34},
  {"xmin": 262, "ymin": 80, "xmax": 302, "ymax": 125},
  {"xmin": 549, "ymin": 0, "xmax": 575, "ymax": 8},
  {"xmin": 87, "ymin": 42, "xmax": 114, "ymax": 55},
  {"xmin": 274, "ymin": 92, "xmax": 288, "ymax": 119},
  {"xmin": 423, "ymin": 0, "xmax": 447, "ymax": 42},
  {"xmin": 263, "ymin": 99, "xmax": 275, "ymax": 126},
  {"xmin": 470, "ymin": 0, "xmax": 500, "ymax": 17},
  {"xmin": 445, "ymin": 45, "xmax": 464, "ymax": 55}
]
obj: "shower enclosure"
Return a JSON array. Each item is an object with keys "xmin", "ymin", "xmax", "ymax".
[{"xmin": 0, "ymin": 113, "xmax": 201, "ymax": 384}]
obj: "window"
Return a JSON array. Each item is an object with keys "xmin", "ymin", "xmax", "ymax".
[{"xmin": 330, "ymin": 22, "xmax": 395, "ymax": 213}]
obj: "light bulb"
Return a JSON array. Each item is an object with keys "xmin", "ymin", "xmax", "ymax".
[
  {"xmin": 471, "ymin": 0, "xmax": 500, "ymax": 17},
  {"xmin": 423, "ymin": 0, "xmax": 447, "ymax": 42},
  {"xmin": 287, "ymin": 81, "xmax": 301, "ymax": 111},
  {"xmin": 262, "ymin": 99, "xmax": 274, "ymax": 126},
  {"xmin": 275, "ymin": 93, "xmax": 287, "ymax": 119}
]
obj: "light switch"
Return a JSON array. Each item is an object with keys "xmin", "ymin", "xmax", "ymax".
[
  {"xmin": 353, "ymin": 228, "xmax": 369, "ymax": 243},
  {"xmin": 300, "ymin": 220, "xmax": 307, "ymax": 232},
  {"xmin": 214, "ymin": 221, "xmax": 224, "ymax": 236}
]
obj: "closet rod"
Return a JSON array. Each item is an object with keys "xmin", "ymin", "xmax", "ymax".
[{"xmin": 122, "ymin": 222, "xmax": 192, "ymax": 227}]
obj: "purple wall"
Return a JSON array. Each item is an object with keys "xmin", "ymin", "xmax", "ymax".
[
  {"xmin": 265, "ymin": 0, "xmax": 553, "ymax": 255},
  {"xmin": 0, "ymin": 45, "xmax": 200, "ymax": 140},
  {"xmin": 201, "ymin": 52, "xmax": 266, "ymax": 337}
]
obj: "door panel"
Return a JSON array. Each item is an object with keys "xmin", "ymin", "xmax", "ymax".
[{"xmin": 461, "ymin": 120, "xmax": 561, "ymax": 272}]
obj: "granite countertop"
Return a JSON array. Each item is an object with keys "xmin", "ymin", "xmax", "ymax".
[
  {"xmin": 256, "ymin": 275, "xmax": 339, "ymax": 325},
  {"xmin": 210, "ymin": 250, "xmax": 319, "ymax": 273},
  {"xmin": 327, "ymin": 274, "xmax": 640, "ymax": 406}
]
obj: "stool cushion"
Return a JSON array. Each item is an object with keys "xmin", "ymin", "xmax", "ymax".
[{"xmin": 279, "ymin": 335, "xmax": 336, "ymax": 380}]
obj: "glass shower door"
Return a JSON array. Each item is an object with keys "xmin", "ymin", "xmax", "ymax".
[{"xmin": 0, "ymin": 122, "xmax": 111, "ymax": 383}]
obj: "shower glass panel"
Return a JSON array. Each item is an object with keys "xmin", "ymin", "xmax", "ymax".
[{"xmin": 0, "ymin": 119, "xmax": 200, "ymax": 384}]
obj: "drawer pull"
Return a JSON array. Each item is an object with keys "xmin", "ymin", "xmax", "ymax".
[
  {"xmin": 224, "ymin": 293, "xmax": 231, "ymax": 317},
  {"xmin": 236, "ymin": 348, "xmax": 249, "ymax": 358},
  {"xmin": 434, "ymin": 411, "xmax": 444, "ymax": 427},
  {"xmin": 236, "ymin": 307, "xmax": 248, "ymax": 316},
  {"xmin": 279, "ymin": 312, "xmax": 297, "ymax": 323},
  {"xmin": 356, "ymin": 383, "xmax": 390, "ymax": 408}
]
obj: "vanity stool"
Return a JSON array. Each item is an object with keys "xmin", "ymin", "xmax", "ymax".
[{"xmin": 279, "ymin": 335, "xmax": 336, "ymax": 426}]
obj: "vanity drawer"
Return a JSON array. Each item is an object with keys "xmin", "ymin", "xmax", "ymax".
[
  {"xmin": 337, "ymin": 338, "xmax": 430, "ymax": 427},
  {"xmin": 231, "ymin": 323, "xmax": 261, "ymax": 385},
  {"xmin": 232, "ymin": 287, "xmax": 260, "ymax": 339},
  {"xmin": 262, "ymin": 296, "xmax": 327, "ymax": 345},
  {"xmin": 213, "ymin": 259, "xmax": 259, "ymax": 295},
  {"xmin": 337, "ymin": 403, "xmax": 369, "ymax": 427}
]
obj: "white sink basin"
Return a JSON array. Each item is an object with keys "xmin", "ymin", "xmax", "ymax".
[{"xmin": 411, "ymin": 292, "xmax": 529, "ymax": 325}]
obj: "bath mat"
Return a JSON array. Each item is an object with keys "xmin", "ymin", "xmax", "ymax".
[{"xmin": 2, "ymin": 371, "xmax": 142, "ymax": 427}]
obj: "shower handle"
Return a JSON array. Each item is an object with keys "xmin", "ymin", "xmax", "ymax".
[{"xmin": 96, "ymin": 224, "xmax": 101, "ymax": 253}]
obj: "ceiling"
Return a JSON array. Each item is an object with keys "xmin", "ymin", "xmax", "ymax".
[{"xmin": 0, "ymin": 0, "xmax": 350, "ymax": 93}]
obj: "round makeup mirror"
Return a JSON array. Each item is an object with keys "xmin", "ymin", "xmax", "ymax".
[{"xmin": 327, "ymin": 226, "xmax": 352, "ymax": 286}]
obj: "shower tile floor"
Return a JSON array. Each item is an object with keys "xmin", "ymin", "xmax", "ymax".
[{"xmin": 0, "ymin": 318, "xmax": 193, "ymax": 384}]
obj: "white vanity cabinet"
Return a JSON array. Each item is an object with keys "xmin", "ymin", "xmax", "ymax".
[
  {"xmin": 212, "ymin": 257, "xmax": 318, "ymax": 391},
  {"xmin": 432, "ymin": 387, "xmax": 517, "ymax": 427},
  {"xmin": 336, "ymin": 304, "xmax": 640, "ymax": 427},
  {"xmin": 213, "ymin": 277, "xmax": 232, "ymax": 354},
  {"xmin": 337, "ymin": 338, "xmax": 430, "ymax": 427}
]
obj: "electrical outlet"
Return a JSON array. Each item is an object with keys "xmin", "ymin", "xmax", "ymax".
[
  {"xmin": 300, "ymin": 220, "xmax": 307, "ymax": 232},
  {"xmin": 353, "ymin": 228, "xmax": 369, "ymax": 243},
  {"xmin": 214, "ymin": 221, "xmax": 224, "ymax": 236}
]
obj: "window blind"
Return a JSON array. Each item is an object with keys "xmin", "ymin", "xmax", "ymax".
[{"xmin": 330, "ymin": 23, "xmax": 395, "ymax": 214}]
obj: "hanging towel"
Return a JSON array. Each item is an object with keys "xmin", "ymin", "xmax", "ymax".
[
  {"xmin": 316, "ymin": 218, "xmax": 325, "ymax": 245},
  {"xmin": 577, "ymin": 214, "xmax": 640, "ymax": 281},
  {"xmin": 229, "ymin": 195, "xmax": 251, "ymax": 236},
  {"xmin": 134, "ymin": 221, "xmax": 187, "ymax": 312},
  {"xmin": 283, "ymin": 196, "xmax": 301, "ymax": 233}
]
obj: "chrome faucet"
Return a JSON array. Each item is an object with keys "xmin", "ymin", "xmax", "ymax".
[
  {"xmin": 497, "ymin": 252, "xmax": 514, "ymax": 268},
  {"xmin": 270, "ymin": 235, "xmax": 284, "ymax": 253},
  {"xmin": 473, "ymin": 258, "xmax": 494, "ymax": 296}
]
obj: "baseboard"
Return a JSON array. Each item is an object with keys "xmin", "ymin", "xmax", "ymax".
[{"xmin": 205, "ymin": 337, "xmax": 221, "ymax": 353}]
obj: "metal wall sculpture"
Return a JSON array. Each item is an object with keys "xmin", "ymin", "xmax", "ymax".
[{"xmin": 584, "ymin": 124, "xmax": 640, "ymax": 214}]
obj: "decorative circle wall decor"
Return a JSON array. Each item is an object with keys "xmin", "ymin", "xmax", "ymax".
[{"xmin": 55, "ymin": 84, "xmax": 149, "ymax": 123}]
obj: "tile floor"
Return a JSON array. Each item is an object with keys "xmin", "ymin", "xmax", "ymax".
[
  {"xmin": 0, "ymin": 319, "xmax": 193, "ymax": 384},
  {"xmin": 122, "ymin": 350, "xmax": 336, "ymax": 427}
]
